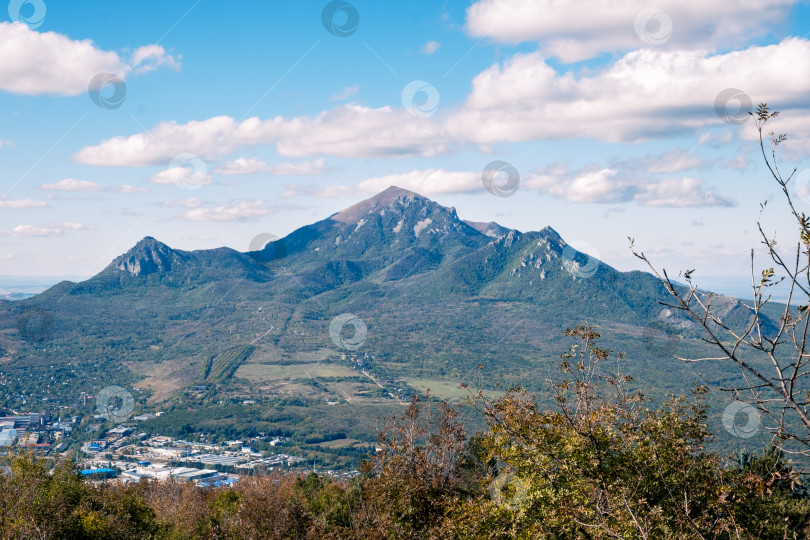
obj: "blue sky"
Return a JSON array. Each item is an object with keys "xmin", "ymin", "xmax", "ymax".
[{"xmin": 2, "ymin": 0, "xmax": 810, "ymax": 298}]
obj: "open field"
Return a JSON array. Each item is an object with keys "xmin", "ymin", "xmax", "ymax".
[
  {"xmin": 317, "ymin": 438, "xmax": 365, "ymax": 449},
  {"xmin": 246, "ymin": 346, "xmax": 335, "ymax": 365},
  {"xmin": 235, "ymin": 362, "xmax": 359, "ymax": 382},
  {"xmin": 407, "ymin": 378, "xmax": 505, "ymax": 401}
]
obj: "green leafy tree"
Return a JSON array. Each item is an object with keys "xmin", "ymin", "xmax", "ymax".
[{"xmin": 451, "ymin": 325, "xmax": 810, "ymax": 539}]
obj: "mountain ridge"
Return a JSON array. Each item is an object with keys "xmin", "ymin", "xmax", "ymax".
[
  {"xmin": 0, "ymin": 185, "xmax": 770, "ymax": 456},
  {"xmin": 104, "ymin": 186, "xmax": 571, "ymax": 283}
]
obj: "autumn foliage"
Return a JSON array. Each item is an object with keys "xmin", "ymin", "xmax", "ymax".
[{"xmin": 1, "ymin": 326, "xmax": 809, "ymax": 539}]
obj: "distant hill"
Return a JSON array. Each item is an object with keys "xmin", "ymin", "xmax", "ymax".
[{"xmin": 0, "ymin": 276, "xmax": 89, "ymax": 300}]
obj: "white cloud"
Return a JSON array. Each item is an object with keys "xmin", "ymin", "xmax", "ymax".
[
  {"xmin": 160, "ymin": 198, "xmax": 202, "ymax": 208},
  {"xmin": 71, "ymin": 39, "xmax": 810, "ymax": 166},
  {"xmin": 567, "ymin": 170, "xmax": 630, "ymax": 204},
  {"xmin": 74, "ymin": 105, "xmax": 449, "ymax": 166},
  {"xmin": 149, "ymin": 167, "xmax": 211, "ymax": 188},
  {"xmin": 6, "ymin": 222, "xmax": 89, "ymax": 237},
  {"xmin": 640, "ymin": 177, "xmax": 734, "ymax": 207},
  {"xmin": 526, "ymin": 167, "xmax": 734, "ymax": 207},
  {"xmin": 213, "ymin": 157, "xmax": 327, "ymax": 177},
  {"xmin": 128, "ymin": 44, "xmax": 181, "ymax": 74},
  {"xmin": 0, "ymin": 140, "xmax": 11, "ymax": 148},
  {"xmin": 421, "ymin": 41, "xmax": 441, "ymax": 55},
  {"xmin": 39, "ymin": 179, "xmax": 103, "ymax": 191},
  {"xmin": 738, "ymin": 110, "xmax": 810, "ymax": 158},
  {"xmin": 330, "ymin": 84, "xmax": 359, "ymax": 101},
  {"xmin": 356, "ymin": 169, "xmax": 480, "ymax": 195},
  {"xmin": 0, "ymin": 22, "xmax": 180, "ymax": 96},
  {"xmin": 76, "ymin": 116, "xmax": 245, "ymax": 166},
  {"xmin": 214, "ymin": 157, "xmax": 270, "ymax": 176},
  {"xmin": 0, "ymin": 196, "xmax": 47, "ymax": 208},
  {"xmin": 112, "ymin": 184, "xmax": 148, "ymax": 193},
  {"xmin": 465, "ymin": 0, "xmax": 796, "ymax": 62},
  {"xmin": 38, "ymin": 178, "xmax": 147, "ymax": 193},
  {"xmin": 446, "ymin": 39, "xmax": 810, "ymax": 144},
  {"xmin": 182, "ymin": 200, "xmax": 268, "ymax": 222},
  {"xmin": 267, "ymin": 158, "xmax": 326, "ymax": 176}
]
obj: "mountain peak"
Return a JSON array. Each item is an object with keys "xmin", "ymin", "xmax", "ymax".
[
  {"xmin": 134, "ymin": 236, "xmax": 163, "ymax": 247},
  {"xmin": 111, "ymin": 237, "xmax": 181, "ymax": 277},
  {"xmin": 375, "ymin": 185, "xmax": 423, "ymax": 199},
  {"xmin": 539, "ymin": 226, "xmax": 563, "ymax": 241},
  {"xmin": 330, "ymin": 186, "xmax": 432, "ymax": 224}
]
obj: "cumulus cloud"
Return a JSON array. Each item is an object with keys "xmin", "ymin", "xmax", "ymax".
[
  {"xmin": 128, "ymin": 44, "xmax": 181, "ymax": 74},
  {"xmin": 526, "ymin": 166, "xmax": 734, "ymax": 207},
  {"xmin": 38, "ymin": 178, "xmax": 147, "ymax": 193},
  {"xmin": 213, "ymin": 157, "xmax": 326, "ymax": 176},
  {"xmin": 73, "ymin": 38, "xmax": 810, "ymax": 166},
  {"xmin": 149, "ymin": 167, "xmax": 211, "ymax": 188},
  {"xmin": 0, "ymin": 140, "xmax": 11, "ymax": 148},
  {"xmin": 465, "ymin": 0, "xmax": 796, "ymax": 62},
  {"xmin": 5, "ymin": 222, "xmax": 90, "ymax": 237},
  {"xmin": 73, "ymin": 105, "xmax": 449, "ymax": 166},
  {"xmin": 181, "ymin": 200, "xmax": 268, "ymax": 222},
  {"xmin": 640, "ymin": 177, "xmax": 734, "ymax": 207},
  {"xmin": 213, "ymin": 157, "xmax": 270, "ymax": 176},
  {"xmin": 445, "ymin": 39, "xmax": 810, "ymax": 144},
  {"xmin": 738, "ymin": 110, "xmax": 810, "ymax": 157},
  {"xmin": 0, "ymin": 22, "xmax": 180, "ymax": 96}
]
